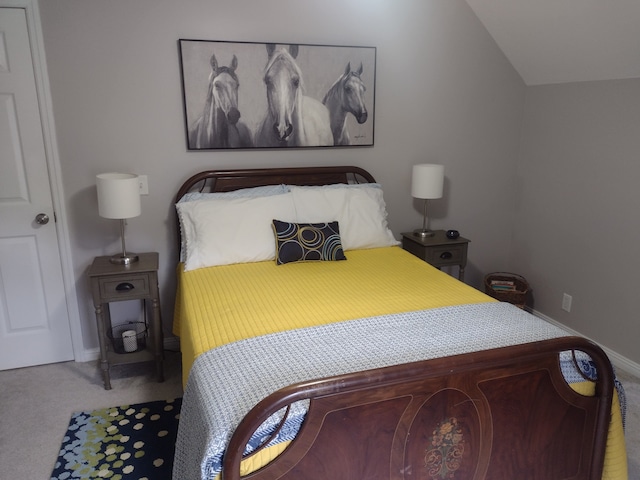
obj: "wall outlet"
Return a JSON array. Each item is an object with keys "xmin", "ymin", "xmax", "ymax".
[
  {"xmin": 562, "ymin": 293, "xmax": 572, "ymax": 312},
  {"xmin": 138, "ymin": 175, "xmax": 149, "ymax": 195}
]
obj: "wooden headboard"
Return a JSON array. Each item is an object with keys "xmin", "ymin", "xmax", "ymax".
[{"xmin": 175, "ymin": 165, "xmax": 376, "ymax": 203}]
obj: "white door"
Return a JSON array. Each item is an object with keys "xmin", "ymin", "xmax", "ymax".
[{"xmin": 0, "ymin": 7, "xmax": 74, "ymax": 369}]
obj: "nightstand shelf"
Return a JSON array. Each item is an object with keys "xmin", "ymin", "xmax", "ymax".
[
  {"xmin": 401, "ymin": 230, "xmax": 470, "ymax": 281},
  {"xmin": 88, "ymin": 252, "xmax": 164, "ymax": 390}
]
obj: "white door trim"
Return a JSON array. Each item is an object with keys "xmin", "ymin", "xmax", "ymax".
[{"xmin": 2, "ymin": 0, "xmax": 86, "ymax": 361}]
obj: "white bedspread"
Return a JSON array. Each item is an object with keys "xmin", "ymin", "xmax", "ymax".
[{"xmin": 173, "ymin": 302, "xmax": 576, "ymax": 480}]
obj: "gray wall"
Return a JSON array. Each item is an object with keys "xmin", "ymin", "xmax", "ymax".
[
  {"xmin": 38, "ymin": 0, "xmax": 525, "ymax": 353},
  {"xmin": 513, "ymin": 78, "xmax": 640, "ymax": 364}
]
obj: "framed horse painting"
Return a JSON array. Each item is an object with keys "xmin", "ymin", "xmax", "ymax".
[{"xmin": 178, "ymin": 39, "xmax": 376, "ymax": 150}]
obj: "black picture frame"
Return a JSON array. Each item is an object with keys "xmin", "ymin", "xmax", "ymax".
[{"xmin": 178, "ymin": 39, "xmax": 376, "ymax": 150}]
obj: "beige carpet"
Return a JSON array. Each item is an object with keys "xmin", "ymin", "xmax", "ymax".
[
  {"xmin": 0, "ymin": 350, "xmax": 183, "ymax": 480},
  {"xmin": 0, "ymin": 349, "xmax": 637, "ymax": 479}
]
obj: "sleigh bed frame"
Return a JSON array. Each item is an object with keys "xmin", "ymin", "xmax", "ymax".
[{"xmin": 174, "ymin": 166, "xmax": 616, "ymax": 480}]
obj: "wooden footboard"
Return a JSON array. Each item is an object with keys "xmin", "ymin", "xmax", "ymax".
[{"xmin": 222, "ymin": 337, "xmax": 613, "ymax": 480}]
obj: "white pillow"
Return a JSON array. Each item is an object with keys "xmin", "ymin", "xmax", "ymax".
[
  {"xmin": 289, "ymin": 184, "xmax": 399, "ymax": 250},
  {"xmin": 176, "ymin": 193, "xmax": 297, "ymax": 270},
  {"xmin": 177, "ymin": 184, "xmax": 289, "ymax": 262}
]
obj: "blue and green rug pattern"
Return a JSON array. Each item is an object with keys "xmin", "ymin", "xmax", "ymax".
[{"xmin": 51, "ymin": 398, "xmax": 181, "ymax": 479}]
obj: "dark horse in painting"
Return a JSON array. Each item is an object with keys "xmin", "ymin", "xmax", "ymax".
[
  {"xmin": 255, "ymin": 44, "xmax": 333, "ymax": 147},
  {"xmin": 189, "ymin": 54, "xmax": 252, "ymax": 149},
  {"xmin": 322, "ymin": 62, "xmax": 368, "ymax": 146}
]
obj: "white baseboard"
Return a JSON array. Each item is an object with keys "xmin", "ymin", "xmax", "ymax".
[
  {"xmin": 76, "ymin": 336, "xmax": 181, "ymax": 363},
  {"xmin": 72, "ymin": 348, "xmax": 98, "ymax": 363},
  {"xmin": 528, "ymin": 308, "xmax": 640, "ymax": 378}
]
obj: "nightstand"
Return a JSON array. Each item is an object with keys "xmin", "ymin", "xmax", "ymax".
[
  {"xmin": 88, "ymin": 252, "xmax": 164, "ymax": 390},
  {"xmin": 401, "ymin": 230, "xmax": 470, "ymax": 281}
]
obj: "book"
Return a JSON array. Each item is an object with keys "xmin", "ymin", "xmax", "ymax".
[
  {"xmin": 490, "ymin": 280, "xmax": 515, "ymax": 287},
  {"xmin": 490, "ymin": 279, "xmax": 516, "ymax": 291}
]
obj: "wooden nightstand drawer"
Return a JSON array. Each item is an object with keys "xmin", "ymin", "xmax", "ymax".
[
  {"xmin": 426, "ymin": 244, "xmax": 466, "ymax": 267},
  {"xmin": 97, "ymin": 274, "xmax": 151, "ymax": 301},
  {"xmin": 401, "ymin": 230, "xmax": 469, "ymax": 281}
]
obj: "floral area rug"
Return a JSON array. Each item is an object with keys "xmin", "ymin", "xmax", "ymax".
[{"xmin": 50, "ymin": 398, "xmax": 181, "ymax": 479}]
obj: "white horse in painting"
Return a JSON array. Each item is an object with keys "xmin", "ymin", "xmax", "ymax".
[
  {"xmin": 322, "ymin": 62, "xmax": 368, "ymax": 146},
  {"xmin": 189, "ymin": 54, "xmax": 252, "ymax": 149},
  {"xmin": 254, "ymin": 44, "xmax": 333, "ymax": 147}
]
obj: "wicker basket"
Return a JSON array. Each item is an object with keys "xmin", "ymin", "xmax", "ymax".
[{"xmin": 484, "ymin": 272, "xmax": 530, "ymax": 308}]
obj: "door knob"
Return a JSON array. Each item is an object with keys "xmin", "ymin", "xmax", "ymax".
[{"xmin": 35, "ymin": 213, "xmax": 50, "ymax": 225}]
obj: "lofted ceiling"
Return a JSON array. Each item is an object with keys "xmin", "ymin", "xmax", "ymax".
[{"xmin": 464, "ymin": 0, "xmax": 640, "ymax": 85}]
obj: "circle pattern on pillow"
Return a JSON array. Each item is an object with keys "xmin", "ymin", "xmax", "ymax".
[{"xmin": 273, "ymin": 220, "xmax": 346, "ymax": 264}]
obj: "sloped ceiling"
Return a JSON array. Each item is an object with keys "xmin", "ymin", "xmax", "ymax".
[{"xmin": 465, "ymin": 0, "xmax": 640, "ymax": 85}]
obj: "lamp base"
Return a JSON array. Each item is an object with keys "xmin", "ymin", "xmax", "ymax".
[
  {"xmin": 109, "ymin": 253, "xmax": 139, "ymax": 265},
  {"xmin": 413, "ymin": 228, "xmax": 435, "ymax": 238}
]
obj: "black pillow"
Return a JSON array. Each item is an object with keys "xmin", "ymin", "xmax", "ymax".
[{"xmin": 272, "ymin": 220, "xmax": 347, "ymax": 265}]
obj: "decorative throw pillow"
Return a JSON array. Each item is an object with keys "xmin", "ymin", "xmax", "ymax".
[{"xmin": 272, "ymin": 220, "xmax": 347, "ymax": 265}]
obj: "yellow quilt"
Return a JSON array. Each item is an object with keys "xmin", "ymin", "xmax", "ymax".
[
  {"xmin": 174, "ymin": 246, "xmax": 492, "ymax": 381},
  {"xmin": 173, "ymin": 246, "xmax": 627, "ymax": 479}
]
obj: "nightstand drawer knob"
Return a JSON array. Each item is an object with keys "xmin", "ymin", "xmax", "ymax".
[
  {"xmin": 440, "ymin": 251, "xmax": 452, "ymax": 260},
  {"xmin": 115, "ymin": 282, "xmax": 135, "ymax": 292}
]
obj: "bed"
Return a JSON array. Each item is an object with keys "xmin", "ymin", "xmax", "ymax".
[{"xmin": 172, "ymin": 166, "xmax": 628, "ymax": 480}]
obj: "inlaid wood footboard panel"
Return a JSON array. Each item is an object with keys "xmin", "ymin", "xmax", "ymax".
[{"xmin": 222, "ymin": 337, "xmax": 613, "ymax": 480}]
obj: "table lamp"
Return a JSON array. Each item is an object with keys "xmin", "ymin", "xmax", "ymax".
[
  {"xmin": 96, "ymin": 173, "xmax": 141, "ymax": 264},
  {"xmin": 411, "ymin": 163, "xmax": 444, "ymax": 237}
]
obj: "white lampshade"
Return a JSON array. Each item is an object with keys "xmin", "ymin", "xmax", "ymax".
[
  {"xmin": 96, "ymin": 173, "xmax": 141, "ymax": 219},
  {"xmin": 411, "ymin": 164, "xmax": 444, "ymax": 200}
]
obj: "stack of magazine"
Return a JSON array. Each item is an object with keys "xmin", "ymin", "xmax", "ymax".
[{"xmin": 490, "ymin": 279, "xmax": 516, "ymax": 292}]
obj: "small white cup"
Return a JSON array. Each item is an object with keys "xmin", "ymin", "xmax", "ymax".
[{"xmin": 122, "ymin": 329, "xmax": 138, "ymax": 352}]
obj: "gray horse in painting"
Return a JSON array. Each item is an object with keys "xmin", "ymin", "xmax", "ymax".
[
  {"xmin": 189, "ymin": 54, "xmax": 252, "ymax": 149},
  {"xmin": 322, "ymin": 62, "xmax": 368, "ymax": 146},
  {"xmin": 255, "ymin": 44, "xmax": 333, "ymax": 147}
]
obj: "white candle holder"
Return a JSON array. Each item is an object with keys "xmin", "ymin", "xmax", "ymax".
[{"xmin": 122, "ymin": 329, "xmax": 138, "ymax": 352}]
